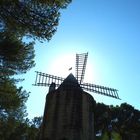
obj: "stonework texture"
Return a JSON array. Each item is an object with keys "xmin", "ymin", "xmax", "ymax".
[{"xmin": 39, "ymin": 74, "xmax": 95, "ymax": 140}]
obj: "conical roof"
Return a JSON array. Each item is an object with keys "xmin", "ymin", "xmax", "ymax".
[{"xmin": 57, "ymin": 73, "xmax": 82, "ymax": 92}]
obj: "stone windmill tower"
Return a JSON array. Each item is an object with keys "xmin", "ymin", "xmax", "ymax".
[{"xmin": 34, "ymin": 53, "xmax": 120, "ymax": 140}]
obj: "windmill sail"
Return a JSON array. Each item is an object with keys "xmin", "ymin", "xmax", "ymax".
[
  {"xmin": 33, "ymin": 71, "xmax": 64, "ymax": 87},
  {"xmin": 33, "ymin": 53, "xmax": 120, "ymax": 100},
  {"xmin": 81, "ymin": 83, "xmax": 120, "ymax": 99},
  {"xmin": 76, "ymin": 52, "xmax": 88, "ymax": 84}
]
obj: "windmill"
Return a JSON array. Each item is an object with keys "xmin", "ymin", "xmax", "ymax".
[{"xmin": 33, "ymin": 52, "xmax": 120, "ymax": 100}]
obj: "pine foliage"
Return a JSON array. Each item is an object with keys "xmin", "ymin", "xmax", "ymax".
[{"xmin": 0, "ymin": 0, "xmax": 72, "ymax": 40}]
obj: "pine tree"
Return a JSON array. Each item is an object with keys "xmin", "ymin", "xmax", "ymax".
[
  {"xmin": 0, "ymin": 0, "xmax": 72, "ymax": 40},
  {"xmin": 0, "ymin": 33, "xmax": 35, "ymax": 76}
]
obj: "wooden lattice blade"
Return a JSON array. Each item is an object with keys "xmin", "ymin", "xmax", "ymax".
[
  {"xmin": 81, "ymin": 83, "xmax": 120, "ymax": 99},
  {"xmin": 33, "ymin": 72, "xmax": 120, "ymax": 99},
  {"xmin": 33, "ymin": 71, "xmax": 64, "ymax": 87},
  {"xmin": 76, "ymin": 52, "xmax": 88, "ymax": 84}
]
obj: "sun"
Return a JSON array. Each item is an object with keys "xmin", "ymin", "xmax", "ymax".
[
  {"xmin": 48, "ymin": 53, "xmax": 75, "ymax": 78},
  {"xmin": 47, "ymin": 53, "xmax": 95, "ymax": 85}
]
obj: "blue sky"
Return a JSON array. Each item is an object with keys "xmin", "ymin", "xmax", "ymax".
[{"xmin": 20, "ymin": 0, "xmax": 140, "ymax": 119}]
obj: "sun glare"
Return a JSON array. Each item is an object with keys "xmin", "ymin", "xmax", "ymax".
[
  {"xmin": 84, "ymin": 62, "xmax": 94, "ymax": 83},
  {"xmin": 48, "ymin": 54, "xmax": 75, "ymax": 78},
  {"xmin": 47, "ymin": 53, "xmax": 96, "ymax": 84}
]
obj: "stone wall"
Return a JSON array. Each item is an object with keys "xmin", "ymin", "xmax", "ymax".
[{"xmin": 39, "ymin": 87, "xmax": 95, "ymax": 140}]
